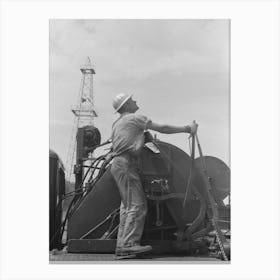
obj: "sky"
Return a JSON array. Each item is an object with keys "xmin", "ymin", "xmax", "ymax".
[{"xmin": 50, "ymin": 19, "xmax": 230, "ymax": 175}]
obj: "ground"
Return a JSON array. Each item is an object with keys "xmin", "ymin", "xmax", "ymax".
[{"xmin": 49, "ymin": 250, "xmax": 224, "ymax": 263}]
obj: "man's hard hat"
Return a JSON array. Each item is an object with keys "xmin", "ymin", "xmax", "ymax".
[{"xmin": 112, "ymin": 93, "xmax": 133, "ymax": 112}]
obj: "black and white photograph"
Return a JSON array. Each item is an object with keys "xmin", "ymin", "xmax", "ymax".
[
  {"xmin": 1, "ymin": 1, "xmax": 280, "ymax": 279},
  {"xmin": 49, "ymin": 19, "xmax": 230, "ymax": 263}
]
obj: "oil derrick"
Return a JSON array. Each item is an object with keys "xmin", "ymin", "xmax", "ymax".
[{"xmin": 66, "ymin": 57, "xmax": 101, "ymax": 186}]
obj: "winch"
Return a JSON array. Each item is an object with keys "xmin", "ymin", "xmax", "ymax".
[
  {"xmin": 143, "ymin": 179, "xmax": 170, "ymax": 197},
  {"xmin": 50, "ymin": 126, "xmax": 230, "ymax": 260}
]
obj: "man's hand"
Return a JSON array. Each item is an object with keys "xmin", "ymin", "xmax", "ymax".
[
  {"xmin": 186, "ymin": 121, "xmax": 198, "ymax": 135},
  {"xmin": 185, "ymin": 121, "xmax": 198, "ymax": 134},
  {"xmin": 190, "ymin": 121, "xmax": 198, "ymax": 135}
]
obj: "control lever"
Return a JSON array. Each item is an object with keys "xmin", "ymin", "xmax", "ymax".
[{"xmin": 155, "ymin": 201, "xmax": 162, "ymax": 227}]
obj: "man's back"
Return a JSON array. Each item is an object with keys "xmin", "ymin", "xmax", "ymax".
[{"xmin": 111, "ymin": 113, "xmax": 150, "ymax": 156}]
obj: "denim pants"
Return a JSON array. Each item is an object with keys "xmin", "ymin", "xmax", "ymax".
[{"xmin": 111, "ymin": 154, "xmax": 147, "ymax": 249}]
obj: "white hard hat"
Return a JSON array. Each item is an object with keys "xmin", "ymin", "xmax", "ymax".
[{"xmin": 112, "ymin": 93, "xmax": 133, "ymax": 112}]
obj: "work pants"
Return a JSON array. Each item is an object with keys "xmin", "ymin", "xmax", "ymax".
[{"xmin": 111, "ymin": 154, "xmax": 147, "ymax": 249}]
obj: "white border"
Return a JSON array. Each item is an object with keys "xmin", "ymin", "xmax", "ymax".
[{"xmin": 1, "ymin": 1, "xmax": 279, "ymax": 280}]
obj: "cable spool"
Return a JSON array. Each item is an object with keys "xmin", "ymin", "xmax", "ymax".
[{"xmin": 194, "ymin": 156, "xmax": 230, "ymax": 202}]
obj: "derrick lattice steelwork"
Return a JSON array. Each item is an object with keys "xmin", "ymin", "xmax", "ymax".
[{"xmin": 66, "ymin": 57, "xmax": 98, "ymax": 182}]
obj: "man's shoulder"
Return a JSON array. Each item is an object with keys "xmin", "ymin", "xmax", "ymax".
[
  {"xmin": 113, "ymin": 113, "xmax": 150, "ymax": 130},
  {"xmin": 123, "ymin": 113, "xmax": 148, "ymax": 120}
]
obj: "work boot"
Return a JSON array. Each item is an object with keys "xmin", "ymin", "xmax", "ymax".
[
  {"xmin": 114, "ymin": 252, "xmax": 137, "ymax": 260},
  {"xmin": 119, "ymin": 245, "xmax": 152, "ymax": 255},
  {"xmin": 114, "ymin": 245, "xmax": 152, "ymax": 260}
]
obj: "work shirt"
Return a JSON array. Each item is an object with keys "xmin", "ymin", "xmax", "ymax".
[
  {"xmin": 111, "ymin": 113, "xmax": 150, "ymax": 248},
  {"xmin": 111, "ymin": 113, "xmax": 151, "ymax": 157}
]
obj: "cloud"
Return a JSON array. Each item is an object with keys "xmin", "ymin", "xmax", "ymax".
[
  {"xmin": 50, "ymin": 120, "xmax": 73, "ymax": 127},
  {"xmin": 74, "ymin": 20, "xmax": 96, "ymax": 34},
  {"xmin": 50, "ymin": 19, "xmax": 230, "ymax": 165},
  {"xmin": 50, "ymin": 19, "xmax": 229, "ymax": 96}
]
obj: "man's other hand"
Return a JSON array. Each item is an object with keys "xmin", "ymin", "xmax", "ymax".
[{"xmin": 190, "ymin": 122, "xmax": 198, "ymax": 135}]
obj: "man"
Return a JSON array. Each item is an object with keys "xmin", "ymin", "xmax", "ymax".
[{"xmin": 110, "ymin": 93, "xmax": 197, "ymax": 260}]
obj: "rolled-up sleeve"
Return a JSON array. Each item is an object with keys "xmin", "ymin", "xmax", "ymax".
[{"xmin": 133, "ymin": 114, "xmax": 151, "ymax": 130}]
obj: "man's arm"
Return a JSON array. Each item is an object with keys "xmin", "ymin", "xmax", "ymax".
[{"xmin": 146, "ymin": 121, "xmax": 196, "ymax": 134}]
